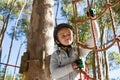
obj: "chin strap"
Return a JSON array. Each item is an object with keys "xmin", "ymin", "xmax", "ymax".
[{"xmin": 60, "ymin": 45, "xmax": 72, "ymax": 57}]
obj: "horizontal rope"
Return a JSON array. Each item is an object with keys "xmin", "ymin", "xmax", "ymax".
[{"xmin": 0, "ymin": 62, "xmax": 20, "ymax": 68}]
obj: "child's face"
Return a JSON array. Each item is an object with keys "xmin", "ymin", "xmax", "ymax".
[{"xmin": 57, "ymin": 28, "xmax": 73, "ymax": 46}]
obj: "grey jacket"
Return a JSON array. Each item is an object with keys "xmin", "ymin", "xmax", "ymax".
[{"xmin": 50, "ymin": 37, "xmax": 94, "ymax": 80}]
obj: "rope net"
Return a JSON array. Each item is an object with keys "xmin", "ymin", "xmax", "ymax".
[{"xmin": 72, "ymin": 0, "xmax": 120, "ymax": 80}]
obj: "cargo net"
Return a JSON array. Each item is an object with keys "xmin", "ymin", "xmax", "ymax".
[{"xmin": 72, "ymin": 0, "xmax": 120, "ymax": 80}]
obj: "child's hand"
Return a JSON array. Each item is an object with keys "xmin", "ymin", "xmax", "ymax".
[
  {"xmin": 72, "ymin": 59, "xmax": 84, "ymax": 70},
  {"xmin": 72, "ymin": 62, "xmax": 78, "ymax": 70},
  {"xmin": 75, "ymin": 59, "xmax": 84, "ymax": 69}
]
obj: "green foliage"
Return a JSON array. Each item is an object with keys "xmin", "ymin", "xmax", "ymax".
[
  {"xmin": 62, "ymin": 0, "xmax": 73, "ymax": 22},
  {"xmin": 62, "ymin": 0, "xmax": 91, "ymax": 43},
  {"xmin": 12, "ymin": 1, "xmax": 26, "ymax": 17},
  {"xmin": 0, "ymin": 0, "xmax": 30, "ymax": 70},
  {"xmin": 7, "ymin": 18, "xmax": 30, "ymax": 41},
  {"xmin": 109, "ymin": 52, "xmax": 120, "ymax": 65},
  {"xmin": 95, "ymin": 0, "xmax": 120, "ymax": 28},
  {"xmin": 109, "ymin": 0, "xmax": 117, "ymax": 3},
  {"xmin": 112, "ymin": 4, "xmax": 120, "ymax": 26},
  {"xmin": 19, "ymin": 18, "xmax": 29, "ymax": 31},
  {"xmin": 0, "ymin": 0, "xmax": 31, "ymax": 41},
  {"xmin": 17, "ymin": 18, "xmax": 29, "ymax": 37},
  {"xmin": 78, "ymin": 22, "xmax": 91, "ymax": 43},
  {"xmin": 86, "ymin": 51, "xmax": 94, "ymax": 69},
  {"xmin": 61, "ymin": 1, "xmax": 120, "ymax": 76},
  {"xmin": 61, "ymin": 0, "xmax": 120, "ymax": 52}
]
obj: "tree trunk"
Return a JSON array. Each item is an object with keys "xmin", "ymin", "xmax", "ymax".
[
  {"xmin": 101, "ymin": 28, "xmax": 110, "ymax": 80},
  {"xmin": 25, "ymin": 0, "xmax": 54, "ymax": 80}
]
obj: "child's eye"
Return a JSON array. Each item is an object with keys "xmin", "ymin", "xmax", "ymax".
[
  {"xmin": 62, "ymin": 35, "xmax": 66, "ymax": 38},
  {"xmin": 68, "ymin": 34, "xmax": 70, "ymax": 36},
  {"xmin": 61, "ymin": 33, "xmax": 71, "ymax": 38}
]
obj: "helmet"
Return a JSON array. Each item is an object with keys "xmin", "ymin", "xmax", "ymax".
[{"xmin": 53, "ymin": 23, "xmax": 74, "ymax": 47}]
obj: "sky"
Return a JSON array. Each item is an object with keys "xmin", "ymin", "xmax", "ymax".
[{"xmin": 1, "ymin": 21, "xmax": 27, "ymax": 76}]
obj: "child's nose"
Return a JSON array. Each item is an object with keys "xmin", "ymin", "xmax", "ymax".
[{"xmin": 65, "ymin": 34, "xmax": 70, "ymax": 39}]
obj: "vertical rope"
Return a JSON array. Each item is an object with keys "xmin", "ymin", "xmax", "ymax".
[
  {"xmin": 107, "ymin": 1, "xmax": 120, "ymax": 53},
  {"xmin": 71, "ymin": 0, "xmax": 120, "ymax": 79},
  {"xmin": 72, "ymin": 0, "xmax": 83, "ymax": 79},
  {"xmin": 87, "ymin": 0, "xmax": 101, "ymax": 79},
  {"xmin": 90, "ymin": 20, "xmax": 102, "ymax": 80}
]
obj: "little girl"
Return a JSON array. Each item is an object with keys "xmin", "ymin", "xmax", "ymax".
[{"xmin": 50, "ymin": 22, "xmax": 99, "ymax": 80}]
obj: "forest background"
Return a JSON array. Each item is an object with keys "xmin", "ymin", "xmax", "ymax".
[{"xmin": 0, "ymin": 0, "xmax": 120, "ymax": 80}]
